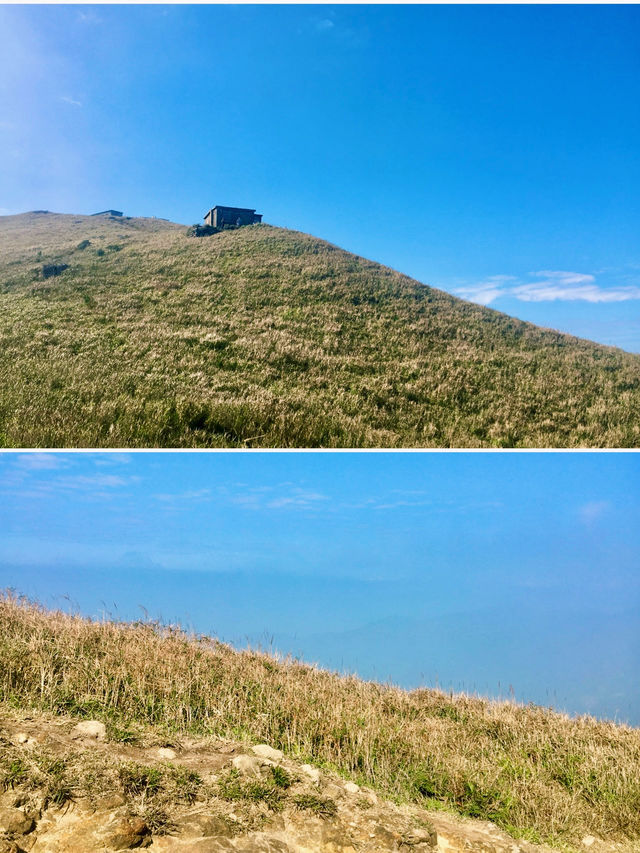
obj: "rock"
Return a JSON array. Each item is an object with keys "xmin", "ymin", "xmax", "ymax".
[
  {"xmin": 372, "ymin": 825, "xmax": 401, "ymax": 848},
  {"xmin": 343, "ymin": 782, "xmax": 359, "ymax": 794},
  {"xmin": 15, "ymin": 733, "xmax": 29, "ymax": 744},
  {"xmin": 93, "ymin": 793, "xmax": 127, "ymax": 810},
  {"xmin": 150, "ymin": 838, "xmax": 235, "ymax": 851},
  {"xmin": 0, "ymin": 806, "xmax": 35, "ymax": 835},
  {"xmin": 232, "ymin": 754, "xmax": 271, "ymax": 777},
  {"xmin": 251, "ymin": 744, "xmax": 284, "ymax": 762},
  {"xmin": 401, "ymin": 825, "xmax": 438, "ymax": 849},
  {"xmin": 71, "ymin": 720, "xmax": 106, "ymax": 740},
  {"xmin": 157, "ymin": 747, "xmax": 177, "ymax": 760},
  {"xmin": 0, "ymin": 841, "xmax": 22, "ymax": 853},
  {"xmin": 106, "ymin": 816, "xmax": 150, "ymax": 850},
  {"xmin": 235, "ymin": 837, "xmax": 292, "ymax": 853},
  {"xmin": 300, "ymin": 764, "xmax": 321, "ymax": 785},
  {"xmin": 582, "ymin": 838, "xmax": 596, "ymax": 849},
  {"xmin": 174, "ymin": 813, "xmax": 231, "ymax": 838}
]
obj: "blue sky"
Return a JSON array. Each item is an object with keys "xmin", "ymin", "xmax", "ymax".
[
  {"xmin": 1, "ymin": 5, "xmax": 640, "ymax": 352},
  {"xmin": 1, "ymin": 451, "xmax": 638, "ymax": 725}
]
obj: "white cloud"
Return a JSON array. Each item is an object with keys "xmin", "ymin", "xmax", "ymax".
[
  {"xmin": 454, "ymin": 270, "xmax": 640, "ymax": 306},
  {"xmin": 60, "ymin": 95, "xmax": 82, "ymax": 107}
]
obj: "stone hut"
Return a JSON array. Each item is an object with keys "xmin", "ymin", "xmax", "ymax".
[{"xmin": 204, "ymin": 206, "xmax": 262, "ymax": 228}]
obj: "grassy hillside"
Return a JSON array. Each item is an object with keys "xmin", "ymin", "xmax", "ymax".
[
  {"xmin": 1, "ymin": 211, "xmax": 639, "ymax": 447},
  {"xmin": 1, "ymin": 594, "xmax": 639, "ymax": 849}
]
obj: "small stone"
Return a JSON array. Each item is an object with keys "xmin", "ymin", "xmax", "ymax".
[
  {"xmin": 157, "ymin": 747, "xmax": 177, "ymax": 760},
  {"xmin": 582, "ymin": 838, "xmax": 596, "ymax": 849},
  {"xmin": 300, "ymin": 764, "xmax": 321, "ymax": 785},
  {"xmin": 15, "ymin": 733, "xmax": 29, "ymax": 744},
  {"xmin": 71, "ymin": 720, "xmax": 106, "ymax": 740},
  {"xmin": 251, "ymin": 744, "xmax": 284, "ymax": 762},
  {"xmin": 343, "ymin": 781, "xmax": 360, "ymax": 794},
  {"xmin": 0, "ymin": 806, "xmax": 35, "ymax": 835}
]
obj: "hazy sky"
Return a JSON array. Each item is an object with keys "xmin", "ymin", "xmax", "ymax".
[
  {"xmin": 1, "ymin": 450, "xmax": 638, "ymax": 725},
  {"xmin": 1, "ymin": 5, "xmax": 640, "ymax": 352}
]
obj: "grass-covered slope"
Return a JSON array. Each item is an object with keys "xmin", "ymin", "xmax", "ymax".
[
  {"xmin": 1, "ymin": 594, "xmax": 639, "ymax": 848},
  {"xmin": 1, "ymin": 211, "xmax": 639, "ymax": 447}
]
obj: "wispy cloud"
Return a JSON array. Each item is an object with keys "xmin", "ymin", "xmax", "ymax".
[
  {"xmin": 76, "ymin": 11, "xmax": 102, "ymax": 25},
  {"xmin": 14, "ymin": 453, "xmax": 69, "ymax": 471},
  {"xmin": 60, "ymin": 95, "xmax": 82, "ymax": 107},
  {"xmin": 315, "ymin": 18, "xmax": 335, "ymax": 32},
  {"xmin": 230, "ymin": 484, "xmax": 329, "ymax": 511},
  {"xmin": 59, "ymin": 474, "xmax": 130, "ymax": 490},
  {"xmin": 154, "ymin": 488, "xmax": 213, "ymax": 504},
  {"xmin": 0, "ymin": 456, "xmax": 139, "ymax": 501},
  {"xmin": 579, "ymin": 500, "xmax": 611, "ymax": 524},
  {"xmin": 454, "ymin": 270, "xmax": 640, "ymax": 306},
  {"xmin": 94, "ymin": 453, "xmax": 133, "ymax": 467}
]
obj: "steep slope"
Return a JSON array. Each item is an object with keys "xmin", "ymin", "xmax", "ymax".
[
  {"xmin": 2, "ymin": 595, "xmax": 639, "ymax": 851},
  {"xmin": 1, "ymin": 211, "xmax": 639, "ymax": 447}
]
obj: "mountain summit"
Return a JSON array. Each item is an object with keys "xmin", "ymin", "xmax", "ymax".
[{"xmin": 1, "ymin": 212, "xmax": 639, "ymax": 447}]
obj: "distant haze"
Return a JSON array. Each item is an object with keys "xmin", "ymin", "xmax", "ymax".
[{"xmin": 1, "ymin": 451, "xmax": 638, "ymax": 726}]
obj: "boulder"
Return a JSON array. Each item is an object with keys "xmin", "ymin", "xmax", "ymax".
[{"xmin": 343, "ymin": 782, "xmax": 359, "ymax": 795}]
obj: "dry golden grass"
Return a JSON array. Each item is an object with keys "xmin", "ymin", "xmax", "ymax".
[
  {"xmin": 1, "ymin": 212, "xmax": 640, "ymax": 447},
  {"xmin": 1, "ymin": 593, "xmax": 639, "ymax": 847}
]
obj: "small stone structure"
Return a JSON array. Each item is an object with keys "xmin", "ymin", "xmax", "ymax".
[
  {"xmin": 91, "ymin": 210, "xmax": 123, "ymax": 217},
  {"xmin": 42, "ymin": 263, "xmax": 68, "ymax": 279},
  {"xmin": 204, "ymin": 205, "xmax": 262, "ymax": 228}
]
